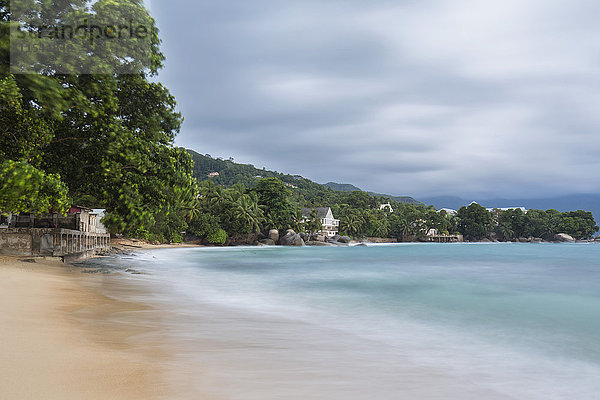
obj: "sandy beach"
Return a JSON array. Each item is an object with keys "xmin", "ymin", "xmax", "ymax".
[{"xmin": 0, "ymin": 255, "xmax": 169, "ymax": 400}]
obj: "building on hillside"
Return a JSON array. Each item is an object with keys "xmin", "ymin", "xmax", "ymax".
[
  {"xmin": 438, "ymin": 208, "xmax": 457, "ymax": 215},
  {"xmin": 380, "ymin": 203, "xmax": 394, "ymax": 213},
  {"xmin": 207, "ymin": 172, "xmax": 220, "ymax": 177},
  {"xmin": 486, "ymin": 207, "xmax": 527, "ymax": 213},
  {"xmin": 301, "ymin": 207, "xmax": 340, "ymax": 237},
  {"xmin": 469, "ymin": 202, "xmax": 527, "ymax": 213}
]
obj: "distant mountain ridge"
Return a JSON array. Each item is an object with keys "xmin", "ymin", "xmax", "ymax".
[
  {"xmin": 323, "ymin": 182, "xmax": 362, "ymax": 192},
  {"xmin": 323, "ymin": 182, "xmax": 422, "ymax": 205}
]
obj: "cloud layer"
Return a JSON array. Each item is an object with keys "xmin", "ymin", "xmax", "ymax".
[{"xmin": 151, "ymin": 0, "xmax": 600, "ymax": 198}]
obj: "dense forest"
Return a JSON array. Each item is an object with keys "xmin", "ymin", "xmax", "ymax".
[{"xmin": 1, "ymin": 1, "xmax": 597, "ymax": 244}]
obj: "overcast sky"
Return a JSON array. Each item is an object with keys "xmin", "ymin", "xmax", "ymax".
[{"xmin": 147, "ymin": 0, "xmax": 600, "ymax": 199}]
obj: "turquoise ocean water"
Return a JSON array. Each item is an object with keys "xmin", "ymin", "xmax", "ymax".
[{"xmin": 98, "ymin": 243, "xmax": 600, "ymax": 399}]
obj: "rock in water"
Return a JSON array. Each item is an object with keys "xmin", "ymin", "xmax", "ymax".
[
  {"xmin": 279, "ymin": 230, "xmax": 305, "ymax": 246},
  {"xmin": 329, "ymin": 235, "xmax": 351, "ymax": 244},
  {"xmin": 337, "ymin": 236, "xmax": 352, "ymax": 244},
  {"xmin": 310, "ymin": 233, "xmax": 326, "ymax": 242},
  {"xmin": 268, "ymin": 229, "xmax": 279, "ymax": 242},
  {"xmin": 554, "ymin": 233, "xmax": 575, "ymax": 242}
]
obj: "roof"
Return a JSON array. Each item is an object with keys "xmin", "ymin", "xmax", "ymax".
[
  {"xmin": 301, "ymin": 207, "xmax": 330, "ymax": 219},
  {"xmin": 69, "ymin": 206, "xmax": 93, "ymax": 213}
]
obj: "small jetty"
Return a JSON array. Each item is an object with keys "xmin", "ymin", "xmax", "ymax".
[{"xmin": 424, "ymin": 229, "xmax": 464, "ymax": 243}]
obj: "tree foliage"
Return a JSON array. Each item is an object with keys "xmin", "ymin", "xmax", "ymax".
[
  {"xmin": 457, "ymin": 203, "xmax": 493, "ymax": 240},
  {"xmin": 0, "ymin": 1, "xmax": 197, "ymax": 242},
  {"xmin": 0, "ymin": 160, "xmax": 70, "ymax": 214}
]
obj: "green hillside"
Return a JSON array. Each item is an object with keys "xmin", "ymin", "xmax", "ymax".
[
  {"xmin": 187, "ymin": 149, "xmax": 337, "ymax": 207},
  {"xmin": 187, "ymin": 150, "xmax": 421, "ymax": 206}
]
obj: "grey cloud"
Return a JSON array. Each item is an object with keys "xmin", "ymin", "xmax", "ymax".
[{"xmin": 151, "ymin": 0, "xmax": 600, "ymax": 199}]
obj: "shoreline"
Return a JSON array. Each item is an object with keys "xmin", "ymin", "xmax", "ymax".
[
  {"xmin": 2, "ymin": 242, "xmax": 596, "ymax": 399},
  {"xmin": 0, "ymin": 255, "xmax": 171, "ymax": 400},
  {"xmin": 111, "ymin": 236, "xmax": 600, "ymax": 252}
]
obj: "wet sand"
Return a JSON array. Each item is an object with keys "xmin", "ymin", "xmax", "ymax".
[{"xmin": 0, "ymin": 256, "xmax": 170, "ymax": 400}]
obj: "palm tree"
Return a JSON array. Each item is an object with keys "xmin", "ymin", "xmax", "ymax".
[
  {"xmin": 342, "ymin": 212, "xmax": 365, "ymax": 237},
  {"xmin": 175, "ymin": 183, "xmax": 202, "ymax": 223},
  {"xmin": 182, "ymin": 194, "xmax": 201, "ymax": 223},
  {"xmin": 306, "ymin": 208, "xmax": 323, "ymax": 235},
  {"xmin": 230, "ymin": 183, "xmax": 246, "ymax": 202},
  {"xmin": 208, "ymin": 185, "xmax": 229, "ymax": 209},
  {"xmin": 373, "ymin": 219, "xmax": 389, "ymax": 237},
  {"xmin": 288, "ymin": 208, "xmax": 304, "ymax": 232},
  {"xmin": 234, "ymin": 193, "xmax": 264, "ymax": 233},
  {"xmin": 394, "ymin": 217, "xmax": 409, "ymax": 238},
  {"xmin": 496, "ymin": 223, "xmax": 515, "ymax": 241}
]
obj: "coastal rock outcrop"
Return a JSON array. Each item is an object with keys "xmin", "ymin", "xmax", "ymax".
[
  {"xmin": 279, "ymin": 230, "xmax": 305, "ymax": 246},
  {"xmin": 268, "ymin": 229, "xmax": 279, "ymax": 242},
  {"xmin": 326, "ymin": 237, "xmax": 349, "ymax": 246},
  {"xmin": 259, "ymin": 239, "xmax": 276, "ymax": 246},
  {"xmin": 305, "ymin": 241, "xmax": 332, "ymax": 246},
  {"xmin": 554, "ymin": 233, "xmax": 575, "ymax": 242},
  {"xmin": 332, "ymin": 235, "xmax": 352, "ymax": 244},
  {"xmin": 310, "ymin": 233, "xmax": 326, "ymax": 242}
]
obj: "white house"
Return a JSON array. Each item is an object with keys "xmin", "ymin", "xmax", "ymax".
[
  {"xmin": 380, "ymin": 203, "xmax": 394, "ymax": 213},
  {"xmin": 438, "ymin": 208, "xmax": 457, "ymax": 215},
  {"xmin": 301, "ymin": 207, "xmax": 340, "ymax": 237},
  {"xmin": 90, "ymin": 209, "xmax": 108, "ymax": 234},
  {"xmin": 469, "ymin": 202, "xmax": 526, "ymax": 213},
  {"xmin": 486, "ymin": 207, "xmax": 527, "ymax": 213}
]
